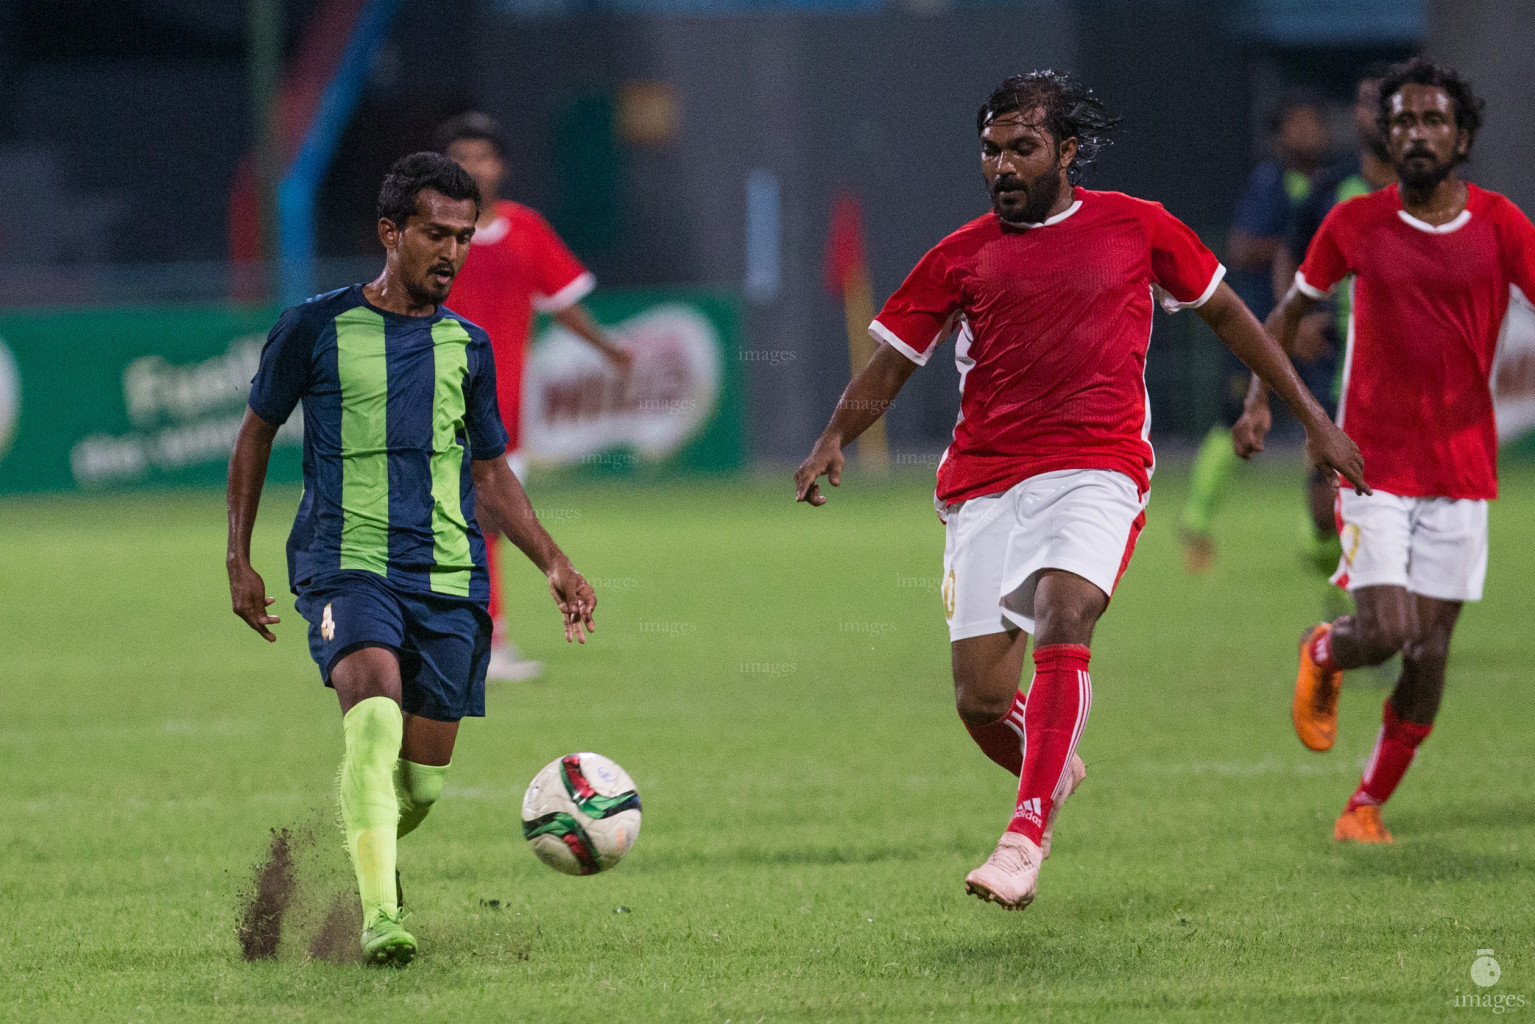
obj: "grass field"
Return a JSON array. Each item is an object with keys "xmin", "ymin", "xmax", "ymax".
[{"xmin": 2, "ymin": 460, "xmax": 1533, "ymax": 1022}]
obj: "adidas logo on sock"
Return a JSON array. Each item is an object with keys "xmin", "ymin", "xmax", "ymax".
[{"xmin": 1015, "ymin": 797, "xmax": 1043, "ymax": 827}]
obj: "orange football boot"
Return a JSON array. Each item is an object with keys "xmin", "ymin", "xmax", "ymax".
[
  {"xmin": 1293, "ymin": 623, "xmax": 1342, "ymax": 751},
  {"xmin": 1334, "ymin": 803, "xmax": 1394, "ymax": 843}
]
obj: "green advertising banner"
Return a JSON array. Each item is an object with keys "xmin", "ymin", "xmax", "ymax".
[
  {"xmin": 0, "ymin": 305, "xmax": 301, "ymax": 494},
  {"xmin": 0, "ymin": 290, "xmax": 743, "ymax": 495}
]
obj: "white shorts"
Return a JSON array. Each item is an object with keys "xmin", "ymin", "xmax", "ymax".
[
  {"xmin": 940, "ymin": 469, "xmax": 1148, "ymax": 641},
  {"xmin": 1332, "ymin": 489, "xmax": 1489, "ymax": 602}
]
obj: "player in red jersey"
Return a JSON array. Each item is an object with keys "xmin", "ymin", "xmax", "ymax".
[
  {"xmin": 1237, "ymin": 59, "xmax": 1535, "ymax": 843},
  {"xmin": 437, "ymin": 113, "xmax": 631, "ymax": 682},
  {"xmin": 795, "ymin": 71, "xmax": 1365, "ymax": 908}
]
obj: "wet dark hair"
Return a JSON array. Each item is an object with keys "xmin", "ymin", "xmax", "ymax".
[
  {"xmin": 1268, "ymin": 87, "xmax": 1324, "ymax": 133},
  {"xmin": 977, "ymin": 70, "xmax": 1121, "ymax": 185},
  {"xmin": 376, "ymin": 151, "xmax": 481, "ymax": 226},
  {"xmin": 433, "ymin": 111, "xmax": 506, "ymax": 158},
  {"xmin": 1377, "ymin": 57, "xmax": 1484, "ymax": 159}
]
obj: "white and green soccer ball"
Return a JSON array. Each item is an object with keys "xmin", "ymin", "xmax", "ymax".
[{"xmin": 521, "ymin": 753, "xmax": 642, "ymax": 875}]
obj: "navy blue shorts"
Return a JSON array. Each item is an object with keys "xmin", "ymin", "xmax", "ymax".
[{"xmin": 294, "ymin": 571, "xmax": 491, "ymax": 722}]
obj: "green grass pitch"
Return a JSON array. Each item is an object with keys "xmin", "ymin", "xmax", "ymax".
[{"xmin": 2, "ymin": 461, "xmax": 1532, "ymax": 1022}]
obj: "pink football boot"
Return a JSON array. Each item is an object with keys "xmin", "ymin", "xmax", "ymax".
[{"xmin": 964, "ymin": 832, "xmax": 1043, "ymax": 910}]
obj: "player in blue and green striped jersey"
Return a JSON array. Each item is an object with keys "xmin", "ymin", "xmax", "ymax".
[{"xmin": 226, "ymin": 153, "xmax": 597, "ymax": 967}]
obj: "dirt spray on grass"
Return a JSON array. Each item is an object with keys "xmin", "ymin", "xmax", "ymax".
[
  {"xmin": 309, "ymin": 888, "xmax": 364, "ymax": 964},
  {"xmin": 235, "ymin": 813, "xmax": 363, "ymax": 965},
  {"xmin": 235, "ymin": 827, "xmax": 296, "ymax": 960}
]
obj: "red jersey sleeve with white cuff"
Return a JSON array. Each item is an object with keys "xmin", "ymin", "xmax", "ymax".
[
  {"xmin": 869, "ymin": 246, "xmax": 963, "ymax": 366},
  {"xmin": 1145, "ymin": 202, "xmax": 1226, "ymax": 311},
  {"xmin": 1295, "ymin": 202, "xmax": 1353, "ymax": 299},
  {"xmin": 524, "ymin": 211, "xmax": 597, "ymax": 313},
  {"xmin": 871, "ymin": 191, "xmax": 1225, "ymax": 507},
  {"xmin": 1497, "ymin": 194, "xmax": 1535, "ymax": 301}
]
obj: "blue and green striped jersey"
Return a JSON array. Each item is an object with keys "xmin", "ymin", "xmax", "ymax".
[{"xmin": 248, "ymin": 284, "xmax": 509, "ymax": 601}]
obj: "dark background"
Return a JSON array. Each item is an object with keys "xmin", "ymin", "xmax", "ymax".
[{"xmin": 0, "ymin": 0, "xmax": 1527, "ymax": 459}]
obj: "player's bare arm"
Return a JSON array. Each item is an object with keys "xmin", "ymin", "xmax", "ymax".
[
  {"xmin": 226, "ymin": 407, "xmax": 282, "ymax": 641},
  {"xmin": 1231, "ymin": 283, "xmax": 1321, "ymax": 457},
  {"xmin": 1195, "ymin": 281, "xmax": 1367, "ymax": 493},
  {"xmin": 1269, "ymin": 249, "xmax": 1332, "ymax": 361},
  {"xmin": 794, "ymin": 341, "xmax": 919, "ymax": 506},
  {"xmin": 553, "ymin": 304, "xmax": 633, "ymax": 371},
  {"xmin": 471, "ymin": 456, "xmax": 596, "ymax": 642}
]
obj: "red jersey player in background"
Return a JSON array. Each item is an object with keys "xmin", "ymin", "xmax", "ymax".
[
  {"xmin": 795, "ymin": 71, "xmax": 1365, "ymax": 910},
  {"xmin": 1237, "ymin": 59, "xmax": 1535, "ymax": 843},
  {"xmin": 436, "ymin": 113, "xmax": 631, "ymax": 682}
]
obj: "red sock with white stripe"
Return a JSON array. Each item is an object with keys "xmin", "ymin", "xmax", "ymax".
[
  {"xmin": 1006, "ymin": 644, "xmax": 1092, "ymax": 844},
  {"xmin": 1346, "ymin": 699, "xmax": 1433, "ymax": 812},
  {"xmin": 486, "ymin": 535, "xmax": 505, "ymax": 647},
  {"xmin": 962, "ymin": 691, "xmax": 1026, "ymax": 775},
  {"xmin": 1308, "ymin": 623, "xmax": 1339, "ymax": 671}
]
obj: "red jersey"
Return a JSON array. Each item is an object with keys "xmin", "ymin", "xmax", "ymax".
[
  {"xmin": 446, "ymin": 200, "xmax": 595, "ymax": 448},
  {"xmin": 873, "ymin": 188, "xmax": 1223, "ymax": 504},
  {"xmin": 1297, "ymin": 183, "xmax": 1535, "ymax": 500}
]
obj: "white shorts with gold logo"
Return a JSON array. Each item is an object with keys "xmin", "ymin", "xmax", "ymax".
[
  {"xmin": 1333, "ymin": 489, "xmax": 1489, "ymax": 602},
  {"xmin": 940, "ymin": 469, "xmax": 1147, "ymax": 641}
]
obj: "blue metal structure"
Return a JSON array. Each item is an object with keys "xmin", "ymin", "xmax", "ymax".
[
  {"xmin": 277, "ymin": 0, "xmax": 407, "ymax": 306},
  {"xmin": 1230, "ymin": 0, "xmax": 1424, "ymax": 44}
]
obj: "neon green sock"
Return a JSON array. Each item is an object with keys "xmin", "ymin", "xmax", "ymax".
[
  {"xmin": 1182, "ymin": 426, "xmax": 1242, "ymax": 536},
  {"xmin": 339, "ymin": 696, "xmax": 403, "ymax": 929},
  {"xmin": 395, "ymin": 759, "xmax": 450, "ymax": 839},
  {"xmin": 1299, "ymin": 512, "xmax": 1344, "ymax": 577}
]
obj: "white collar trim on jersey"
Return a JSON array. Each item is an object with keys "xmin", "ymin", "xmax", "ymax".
[
  {"xmin": 1018, "ymin": 199, "xmax": 1083, "ymax": 229},
  {"xmin": 472, "ymin": 215, "xmax": 510, "ymax": 245},
  {"xmin": 1397, "ymin": 207, "xmax": 1471, "ymax": 234}
]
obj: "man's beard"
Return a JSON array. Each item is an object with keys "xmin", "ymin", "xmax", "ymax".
[
  {"xmin": 408, "ymin": 269, "xmax": 454, "ymax": 306},
  {"xmin": 1395, "ymin": 148, "xmax": 1454, "ymax": 190},
  {"xmin": 991, "ymin": 169, "xmax": 1064, "ymax": 226}
]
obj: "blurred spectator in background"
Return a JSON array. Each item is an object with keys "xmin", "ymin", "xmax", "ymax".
[
  {"xmin": 1230, "ymin": 89, "xmax": 1330, "ymax": 319},
  {"xmin": 1180, "ymin": 89, "xmax": 1329, "ymax": 573},
  {"xmin": 436, "ymin": 112, "xmax": 632, "ymax": 683},
  {"xmin": 1285, "ymin": 77, "xmax": 1396, "ymax": 290},
  {"xmin": 1279, "ymin": 75, "xmax": 1397, "ymax": 580}
]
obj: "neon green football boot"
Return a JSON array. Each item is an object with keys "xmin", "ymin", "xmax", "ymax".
[{"xmin": 360, "ymin": 909, "xmax": 416, "ymax": 966}]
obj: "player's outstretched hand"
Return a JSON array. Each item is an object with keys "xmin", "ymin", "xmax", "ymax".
[
  {"xmin": 1307, "ymin": 419, "xmax": 1371, "ymax": 496},
  {"xmin": 548, "ymin": 558, "xmax": 596, "ymax": 644},
  {"xmin": 1231, "ymin": 401, "xmax": 1272, "ymax": 459},
  {"xmin": 229, "ymin": 562, "xmax": 280, "ymax": 642},
  {"xmin": 794, "ymin": 436, "xmax": 844, "ymax": 507}
]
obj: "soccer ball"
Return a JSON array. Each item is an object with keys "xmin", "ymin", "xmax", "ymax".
[{"xmin": 521, "ymin": 753, "xmax": 642, "ymax": 875}]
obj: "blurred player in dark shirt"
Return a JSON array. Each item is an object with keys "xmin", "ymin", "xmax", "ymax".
[
  {"xmin": 1287, "ymin": 77, "xmax": 1396, "ymax": 275},
  {"xmin": 1180, "ymin": 91, "xmax": 1328, "ymax": 572},
  {"xmin": 1278, "ymin": 76, "xmax": 1397, "ymax": 583}
]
